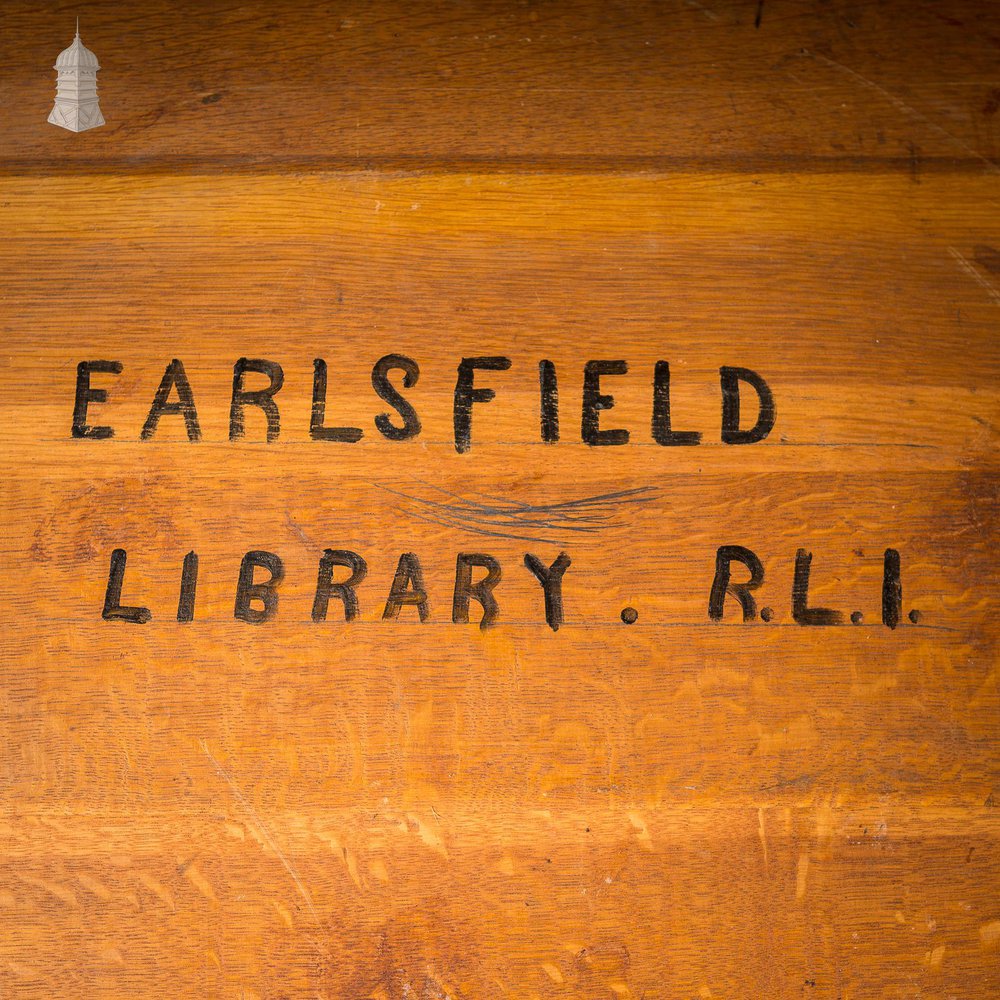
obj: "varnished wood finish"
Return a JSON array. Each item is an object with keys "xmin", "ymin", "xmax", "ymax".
[{"xmin": 1, "ymin": 2, "xmax": 998, "ymax": 997}]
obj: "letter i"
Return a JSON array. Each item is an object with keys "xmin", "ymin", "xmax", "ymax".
[
  {"xmin": 177, "ymin": 551, "xmax": 199, "ymax": 622},
  {"xmin": 882, "ymin": 548, "xmax": 901, "ymax": 630}
]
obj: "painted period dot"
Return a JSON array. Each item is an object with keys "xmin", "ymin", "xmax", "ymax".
[
  {"xmin": 760, "ymin": 607, "xmax": 773, "ymax": 622},
  {"xmin": 620, "ymin": 607, "xmax": 638, "ymax": 625},
  {"xmin": 851, "ymin": 611, "xmax": 864, "ymax": 624},
  {"xmin": 908, "ymin": 609, "xmax": 922, "ymax": 624}
]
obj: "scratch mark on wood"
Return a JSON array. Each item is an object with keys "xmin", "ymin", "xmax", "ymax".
[
  {"xmin": 683, "ymin": 0, "xmax": 720, "ymax": 21},
  {"xmin": 803, "ymin": 51, "xmax": 1000, "ymax": 175},
  {"xmin": 200, "ymin": 739, "xmax": 318, "ymax": 923},
  {"xmin": 374, "ymin": 482, "xmax": 659, "ymax": 544},
  {"xmin": 285, "ymin": 511, "xmax": 323, "ymax": 554},
  {"xmin": 948, "ymin": 247, "xmax": 1000, "ymax": 305}
]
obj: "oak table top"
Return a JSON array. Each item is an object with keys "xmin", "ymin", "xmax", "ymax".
[{"xmin": 1, "ymin": 2, "xmax": 998, "ymax": 997}]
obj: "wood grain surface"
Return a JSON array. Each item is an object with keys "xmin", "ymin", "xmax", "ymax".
[{"xmin": 1, "ymin": 2, "xmax": 998, "ymax": 997}]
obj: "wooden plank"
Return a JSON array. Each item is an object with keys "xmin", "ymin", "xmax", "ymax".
[
  {"xmin": 1, "ymin": 2, "xmax": 998, "ymax": 998},
  {"xmin": 2, "ymin": 1, "xmax": 999, "ymax": 170}
]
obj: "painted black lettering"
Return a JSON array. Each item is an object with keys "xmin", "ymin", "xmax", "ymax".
[
  {"xmin": 708, "ymin": 545, "xmax": 764, "ymax": 622},
  {"xmin": 141, "ymin": 359, "xmax": 201, "ymax": 441},
  {"xmin": 102, "ymin": 548, "xmax": 152, "ymax": 623},
  {"xmin": 382, "ymin": 552, "xmax": 429, "ymax": 621},
  {"xmin": 230, "ymin": 358, "xmax": 283, "ymax": 442},
  {"xmin": 582, "ymin": 360, "xmax": 629, "ymax": 446},
  {"xmin": 311, "ymin": 359, "xmax": 363, "ymax": 442},
  {"xmin": 177, "ymin": 551, "xmax": 198, "ymax": 622},
  {"xmin": 234, "ymin": 550, "xmax": 284, "ymax": 624},
  {"xmin": 312, "ymin": 549, "xmax": 368, "ymax": 622},
  {"xmin": 792, "ymin": 548, "xmax": 843, "ymax": 625},
  {"xmin": 452, "ymin": 553, "xmax": 501, "ymax": 629},
  {"xmin": 652, "ymin": 361, "xmax": 701, "ymax": 446},
  {"xmin": 453, "ymin": 356, "xmax": 512, "ymax": 453},
  {"xmin": 72, "ymin": 360, "xmax": 122, "ymax": 439},
  {"xmin": 372, "ymin": 354, "xmax": 421, "ymax": 441},
  {"xmin": 524, "ymin": 552, "xmax": 571, "ymax": 631},
  {"xmin": 882, "ymin": 548, "xmax": 902, "ymax": 630},
  {"xmin": 720, "ymin": 366, "xmax": 776, "ymax": 444},
  {"xmin": 539, "ymin": 360, "xmax": 559, "ymax": 443}
]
